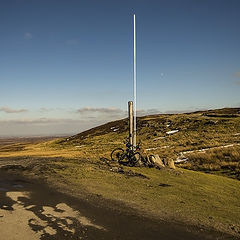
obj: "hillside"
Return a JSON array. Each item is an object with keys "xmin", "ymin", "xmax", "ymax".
[
  {"xmin": 0, "ymin": 107, "xmax": 239, "ymax": 238},
  {"xmin": 69, "ymin": 107, "xmax": 240, "ymax": 140},
  {"xmin": 60, "ymin": 107, "xmax": 240, "ymax": 180}
]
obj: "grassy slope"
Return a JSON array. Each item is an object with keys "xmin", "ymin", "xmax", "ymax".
[
  {"xmin": 58, "ymin": 107, "xmax": 240, "ymax": 179},
  {"xmin": 0, "ymin": 108, "xmax": 240, "ymax": 236},
  {"xmin": 51, "ymin": 160, "xmax": 240, "ymax": 234}
]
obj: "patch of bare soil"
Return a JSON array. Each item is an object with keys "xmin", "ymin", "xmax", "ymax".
[{"xmin": 0, "ymin": 158, "xmax": 238, "ymax": 240}]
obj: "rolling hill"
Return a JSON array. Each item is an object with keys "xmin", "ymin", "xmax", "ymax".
[
  {"xmin": 0, "ymin": 107, "xmax": 239, "ymax": 238},
  {"xmin": 60, "ymin": 107, "xmax": 240, "ymax": 180}
]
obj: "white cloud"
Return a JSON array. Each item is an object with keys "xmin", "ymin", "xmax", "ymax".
[
  {"xmin": 76, "ymin": 107, "xmax": 127, "ymax": 121},
  {"xmin": 76, "ymin": 107, "xmax": 163, "ymax": 118},
  {"xmin": 136, "ymin": 109, "xmax": 160, "ymax": 116},
  {"xmin": 0, "ymin": 106, "xmax": 28, "ymax": 113},
  {"xmin": 0, "ymin": 117, "xmax": 104, "ymax": 137},
  {"xmin": 39, "ymin": 107, "xmax": 56, "ymax": 112},
  {"xmin": 24, "ymin": 32, "xmax": 33, "ymax": 40},
  {"xmin": 0, "ymin": 107, "xmax": 205, "ymax": 137},
  {"xmin": 0, "ymin": 118, "xmax": 83, "ymax": 125},
  {"xmin": 76, "ymin": 107, "xmax": 124, "ymax": 115},
  {"xmin": 164, "ymin": 110, "xmax": 193, "ymax": 114}
]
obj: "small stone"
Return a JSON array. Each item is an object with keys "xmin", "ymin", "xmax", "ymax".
[
  {"xmin": 150, "ymin": 154, "xmax": 165, "ymax": 168},
  {"xmin": 111, "ymin": 167, "xmax": 118, "ymax": 172},
  {"xmin": 166, "ymin": 159, "xmax": 176, "ymax": 169}
]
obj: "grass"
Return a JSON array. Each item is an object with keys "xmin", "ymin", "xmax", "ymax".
[
  {"xmin": 18, "ymin": 156, "xmax": 240, "ymax": 236},
  {"xmin": 0, "ymin": 108, "xmax": 240, "ymax": 237},
  {"xmin": 178, "ymin": 145, "xmax": 240, "ymax": 179}
]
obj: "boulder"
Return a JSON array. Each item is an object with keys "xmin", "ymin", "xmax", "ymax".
[
  {"xmin": 165, "ymin": 158, "xmax": 176, "ymax": 169},
  {"xmin": 150, "ymin": 154, "xmax": 165, "ymax": 168}
]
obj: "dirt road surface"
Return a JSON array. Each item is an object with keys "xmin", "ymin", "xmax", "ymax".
[{"xmin": 0, "ymin": 169, "xmax": 236, "ymax": 240}]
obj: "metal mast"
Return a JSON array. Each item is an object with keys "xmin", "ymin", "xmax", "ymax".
[{"xmin": 133, "ymin": 14, "xmax": 137, "ymax": 148}]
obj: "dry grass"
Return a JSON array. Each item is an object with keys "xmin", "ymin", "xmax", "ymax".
[
  {"xmin": 53, "ymin": 110, "xmax": 240, "ymax": 179},
  {"xmin": 0, "ymin": 110, "xmax": 239, "ymax": 179},
  {"xmin": 0, "ymin": 108, "xmax": 240, "ymax": 237},
  {"xmin": 179, "ymin": 145, "xmax": 240, "ymax": 179}
]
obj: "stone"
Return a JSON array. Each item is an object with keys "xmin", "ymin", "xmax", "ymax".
[
  {"xmin": 150, "ymin": 154, "xmax": 165, "ymax": 168},
  {"xmin": 166, "ymin": 158, "xmax": 176, "ymax": 169}
]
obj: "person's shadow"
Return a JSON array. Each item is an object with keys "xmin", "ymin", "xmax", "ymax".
[{"xmin": 0, "ymin": 191, "xmax": 15, "ymax": 211}]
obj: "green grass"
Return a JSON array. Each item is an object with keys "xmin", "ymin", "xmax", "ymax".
[
  {"xmin": 0, "ymin": 108, "xmax": 240, "ymax": 237},
  {"xmin": 57, "ymin": 109, "xmax": 240, "ymax": 178},
  {"xmin": 41, "ymin": 157, "xmax": 240, "ymax": 236}
]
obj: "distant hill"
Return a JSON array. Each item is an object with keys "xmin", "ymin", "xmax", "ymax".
[
  {"xmin": 1, "ymin": 108, "xmax": 239, "ymax": 237},
  {"xmin": 67, "ymin": 107, "xmax": 240, "ymax": 141},
  {"xmin": 59, "ymin": 107, "xmax": 240, "ymax": 180}
]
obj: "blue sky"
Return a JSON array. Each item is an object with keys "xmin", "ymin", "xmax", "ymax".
[{"xmin": 0, "ymin": 0, "xmax": 240, "ymax": 136}]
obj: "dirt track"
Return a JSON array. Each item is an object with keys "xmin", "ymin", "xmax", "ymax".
[{"xmin": 0, "ymin": 166, "xmax": 237, "ymax": 240}]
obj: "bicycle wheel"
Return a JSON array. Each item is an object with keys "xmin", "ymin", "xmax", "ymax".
[
  {"xmin": 118, "ymin": 152, "xmax": 130, "ymax": 165},
  {"xmin": 111, "ymin": 148, "xmax": 124, "ymax": 162},
  {"xmin": 129, "ymin": 152, "xmax": 142, "ymax": 166}
]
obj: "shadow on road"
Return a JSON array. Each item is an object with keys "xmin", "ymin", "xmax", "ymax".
[{"xmin": 0, "ymin": 170, "xmax": 235, "ymax": 240}]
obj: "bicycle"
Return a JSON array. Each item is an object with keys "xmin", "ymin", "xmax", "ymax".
[{"xmin": 111, "ymin": 141, "xmax": 143, "ymax": 166}]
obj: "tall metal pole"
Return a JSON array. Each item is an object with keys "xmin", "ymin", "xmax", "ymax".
[{"xmin": 133, "ymin": 14, "xmax": 137, "ymax": 148}]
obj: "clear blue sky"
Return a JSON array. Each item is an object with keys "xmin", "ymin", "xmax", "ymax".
[{"xmin": 0, "ymin": 0, "xmax": 240, "ymax": 136}]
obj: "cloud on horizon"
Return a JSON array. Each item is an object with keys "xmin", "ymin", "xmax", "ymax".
[
  {"xmin": 136, "ymin": 109, "xmax": 160, "ymax": 116},
  {"xmin": 75, "ymin": 107, "xmax": 198, "ymax": 117},
  {"xmin": 0, "ymin": 118, "xmax": 95, "ymax": 136},
  {"xmin": 39, "ymin": 107, "xmax": 58, "ymax": 113},
  {"xmin": 0, "ymin": 106, "xmax": 208, "ymax": 137},
  {"xmin": 0, "ymin": 106, "xmax": 28, "ymax": 114},
  {"xmin": 76, "ymin": 107, "xmax": 124, "ymax": 114},
  {"xmin": 76, "ymin": 107, "xmax": 127, "ymax": 122},
  {"xmin": 164, "ymin": 110, "xmax": 196, "ymax": 114},
  {"xmin": 0, "ymin": 118, "xmax": 86, "ymax": 125}
]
